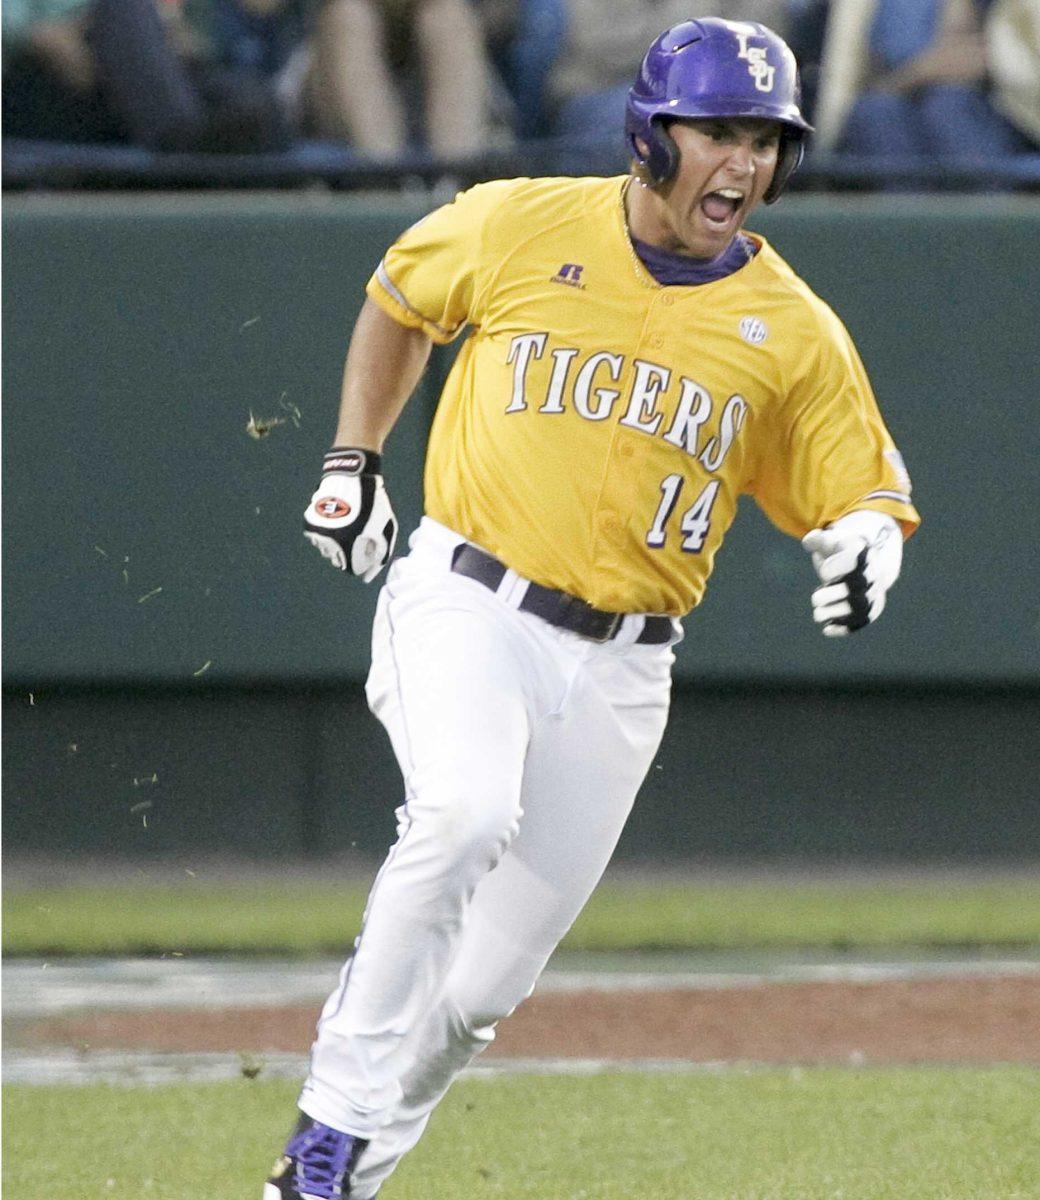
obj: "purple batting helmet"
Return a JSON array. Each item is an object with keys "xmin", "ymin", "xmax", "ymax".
[{"xmin": 625, "ymin": 17, "xmax": 813, "ymax": 204}]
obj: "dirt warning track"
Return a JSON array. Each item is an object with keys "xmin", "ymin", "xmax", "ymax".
[{"xmin": 6, "ymin": 956, "xmax": 1040, "ymax": 1083}]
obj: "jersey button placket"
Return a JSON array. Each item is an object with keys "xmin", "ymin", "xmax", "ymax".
[
  {"xmin": 604, "ymin": 435, "xmax": 645, "ymax": 538},
  {"xmin": 646, "ymin": 289, "xmax": 674, "ymax": 352}
]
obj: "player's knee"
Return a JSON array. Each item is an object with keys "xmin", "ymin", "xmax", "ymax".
[
  {"xmin": 411, "ymin": 786, "xmax": 521, "ymax": 873},
  {"xmin": 443, "ymin": 989, "xmax": 507, "ymax": 1046}
]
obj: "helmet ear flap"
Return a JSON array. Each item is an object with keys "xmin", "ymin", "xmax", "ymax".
[
  {"xmin": 763, "ymin": 131, "xmax": 805, "ymax": 204},
  {"xmin": 631, "ymin": 118, "xmax": 680, "ymax": 187}
]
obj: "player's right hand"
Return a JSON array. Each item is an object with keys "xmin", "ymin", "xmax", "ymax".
[{"xmin": 303, "ymin": 447, "xmax": 399, "ymax": 583}]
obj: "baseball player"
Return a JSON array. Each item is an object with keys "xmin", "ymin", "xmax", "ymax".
[{"xmin": 265, "ymin": 17, "xmax": 920, "ymax": 1199}]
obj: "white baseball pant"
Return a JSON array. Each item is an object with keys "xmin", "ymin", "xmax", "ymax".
[{"xmin": 299, "ymin": 517, "xmax": 677, "ymax": 1197}]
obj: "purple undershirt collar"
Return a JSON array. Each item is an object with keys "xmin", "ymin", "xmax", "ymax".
[{"xmin": 631, "ymin": 232, "xmax": 757, "ymax": 287}]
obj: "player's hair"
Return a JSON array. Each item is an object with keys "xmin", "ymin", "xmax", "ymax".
[{"xmin": 625, "ymin": 18, "xmax": 813, "ymax": 204}]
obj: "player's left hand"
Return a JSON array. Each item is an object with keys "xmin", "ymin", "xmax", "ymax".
[
  {"xmin": 801, "ymin": 510, "xmax": 903, "ymax": 636},
  {"xmin": 304, "ymin": 447, "xmax": 399, "ymax": 583}
]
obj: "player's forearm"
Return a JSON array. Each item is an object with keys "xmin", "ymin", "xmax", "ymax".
[{"xmin": 333, "ymin": 298, "xmax": 433, "ymax": 451}]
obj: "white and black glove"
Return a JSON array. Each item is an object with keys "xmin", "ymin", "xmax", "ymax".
[
  {"xmin": 801, "ymin": 510, "xmax": 903, "ymax": 636},
  {"xmin": 303, "ymin": 447, "xmax": 398, "ymax": 583}
]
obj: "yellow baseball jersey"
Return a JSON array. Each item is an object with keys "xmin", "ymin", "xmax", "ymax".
[{"xmin": 366, "ymin": 175, "xmax": 920, "ymax": 617}]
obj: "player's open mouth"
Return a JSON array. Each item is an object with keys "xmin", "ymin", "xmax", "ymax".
[{"xmin": 699, "ymin": 189, "xmax": 744, "ymax": 230}]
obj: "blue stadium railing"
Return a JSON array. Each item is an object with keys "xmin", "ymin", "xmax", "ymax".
[{"xmin": 4, "ymin": 134, "xmax": 1040, "ymax": 192}]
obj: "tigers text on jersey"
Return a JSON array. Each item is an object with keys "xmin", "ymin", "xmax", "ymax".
[{"xmin": 366, "ymin": 175, "xmax": 920, "ymax": 617}]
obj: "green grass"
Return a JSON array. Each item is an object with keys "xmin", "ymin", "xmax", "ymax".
[
  {"xmin": 5, "ymin": 1068, "xmax": 1039, "ymax": 1199},
  {"xmin": 5, "ymin": 878, "xmax": 1040, "ymax": 956}
]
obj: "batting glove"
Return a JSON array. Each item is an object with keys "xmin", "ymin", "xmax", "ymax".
[
  {"xmin": 303, "ymin": 447, "xmax": 398, "ymax": 583},
  {"xmin": 801, "ymin": 510, "xmax": 903, "ymax": 637}
]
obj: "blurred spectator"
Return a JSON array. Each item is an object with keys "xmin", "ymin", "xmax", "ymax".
[
  {"xmin": 478, "ymin": 0, "xmax": 568, "ymax": 139},
  {"xmin": 261, "ymin": 0, "xmax": 494, "ymax": 157},
  {"xmin": 2, "ymin": 0, "xmax": 292, "ymax": 151},
  {"xmin": 784, "ymin": 0, "xmax": 829, "ymax": 122},
  {"xmin": 813, "ymin": 0, "xmax": 1039, "ymax": 162},
  {"xmin": 3, "ymin": 0, "xmax": 122, "ymax": 142},
  {"xmin": 545, "ymin": 1, "xmax": 793, "ymax": 143},
  {"xmin": 206, "ymin": 0, "xmax": 319, "ymax": 138},
  {"xmin": 986, "ymin": 0, "xmax": 1040, "ymax": 146},
  {"xmin": 210, "ymin": 0, "xmax": 309, "ymax": 78}
]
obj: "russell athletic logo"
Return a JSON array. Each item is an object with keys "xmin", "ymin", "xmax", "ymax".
[{"xmin": 550, "ymin": 262, "xmax": 586, "ymax": 289}]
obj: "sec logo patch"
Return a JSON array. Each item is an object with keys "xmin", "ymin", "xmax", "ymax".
[
  {"xmin": 317, "ymin": 497, "xmax": 351, "ymax": 518},
  {"xmin": 739, "ymin": 316, "xmax": 768, "ymax": 345}
]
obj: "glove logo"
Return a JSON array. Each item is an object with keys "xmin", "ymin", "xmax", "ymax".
[{"xmin": 317, "ymin": 497, "xmax": 351, "ymax": 518}]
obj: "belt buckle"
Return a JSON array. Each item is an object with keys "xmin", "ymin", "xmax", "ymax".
[{"xmin": 590, "ymin": 611, "xmax": 623, "ymax": 643}]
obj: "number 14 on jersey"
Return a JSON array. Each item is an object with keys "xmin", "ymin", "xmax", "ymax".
[{"xmin": 646, "ymin": 475, "xmax": 721, "ymax": 553}]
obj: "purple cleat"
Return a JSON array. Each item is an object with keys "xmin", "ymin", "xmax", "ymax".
[{"xmin": 263, "ymin": 1113, "xmax": 369, "ymax": 1200}]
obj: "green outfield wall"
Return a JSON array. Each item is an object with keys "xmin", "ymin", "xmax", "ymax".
[
  {"xmin": 4, "ymin": 681, "xmax": 1039, "ymax": 862},
  {"xmin": 4, "ymin": 193, "xmax": 1039, "ymax": 862}
]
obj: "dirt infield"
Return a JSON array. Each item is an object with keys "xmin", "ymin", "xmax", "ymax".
[{"xmin": 19, "ymin": 973, "xmax": 1040, "ymax": 1066}]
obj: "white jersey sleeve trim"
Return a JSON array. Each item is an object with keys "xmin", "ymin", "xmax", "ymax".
[
  {"xmin": 376, "ymin": 261, "xmax": 457, "ymax": 339},
  {"xmin": 862, "ymin": 489, "xmax": 914, "ymax": 505}
]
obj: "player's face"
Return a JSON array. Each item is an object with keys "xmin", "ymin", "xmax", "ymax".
[{"xmin": 641, "ymin": 118, "xmax": 781, "ymax": 259}]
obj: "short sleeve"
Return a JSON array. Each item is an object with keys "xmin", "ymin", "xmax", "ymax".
[
  {"xmin": 751, "ymin": 304, "xmax": 921, "ymax": 539},
  {"xmin": 365, "ymin": 180, "xmax": 514, "ymax": 344}
]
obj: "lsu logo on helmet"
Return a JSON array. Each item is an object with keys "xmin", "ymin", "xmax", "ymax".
[{"xmin": 734, "ymin": 27, "xmax": 776, "ymax": 93}]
